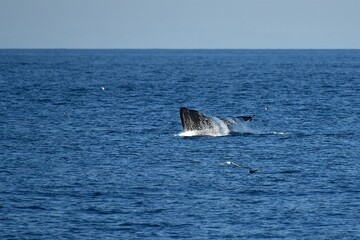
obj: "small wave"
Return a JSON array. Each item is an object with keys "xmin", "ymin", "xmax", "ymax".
[
  {"xmin": 15, "ymin": 205, "xmax": 47, "ymax": 210},
  {"xmin": 270, "ymin": 131, "xmax": 289, "ymax": 135}
]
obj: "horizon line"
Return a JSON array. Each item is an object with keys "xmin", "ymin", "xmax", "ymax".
[{"xmin": 0, "ymin": 48, "xmax": 359, "ymax": 50}]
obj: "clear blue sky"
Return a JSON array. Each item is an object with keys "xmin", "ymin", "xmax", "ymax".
[{"xmin": 0, "ymin": 0, "xmax": 359, "ymax": 49}]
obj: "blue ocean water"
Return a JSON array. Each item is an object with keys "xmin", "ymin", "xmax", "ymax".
[{"xmin": 1, "ymin": 49, "xmax": 360, "ymax": 239}]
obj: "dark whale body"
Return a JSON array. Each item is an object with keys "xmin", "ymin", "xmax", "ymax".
[{"xmin": 180, "ymin": 107, "xmax": 254, "ymax": 132}]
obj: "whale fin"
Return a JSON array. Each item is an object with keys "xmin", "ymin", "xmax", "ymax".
[{"xmin": 180, "ymin": 107, "xmax": 213, "ymax": 131}]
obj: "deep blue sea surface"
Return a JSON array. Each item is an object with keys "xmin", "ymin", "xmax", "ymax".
[{"xmin": 1, "ymin": 49, "xmax": 360, "ymax": 239}]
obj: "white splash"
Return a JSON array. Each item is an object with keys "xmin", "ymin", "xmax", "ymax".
[
  {"xmin": 226, "ymin": 118, "xmax": 259, "ymax": 134},
  {"xmin": 176, "ymin": 116, "xmax": 258, "ymax": 137}
]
